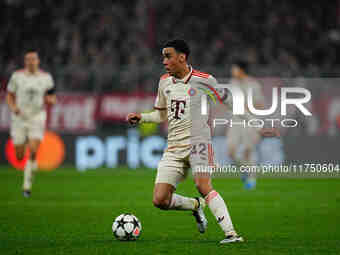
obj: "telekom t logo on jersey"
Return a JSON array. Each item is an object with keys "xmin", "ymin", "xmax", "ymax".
[
  {"xmin": 201, "ymin": 84, "xmax": 312, "ymax": 116},
  {"xmin": 171, "ymin": 99, "xmax": 186, "ymax": 119}
]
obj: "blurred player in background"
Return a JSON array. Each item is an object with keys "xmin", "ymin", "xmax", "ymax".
[
  {"xmin": 6, "ymin": 50, "xmax": 56, "ymax": 197},
  {"xmin": 226, "ymin": 60, "xmax": 267, "ymax": 189},
  {"xmin": 127, "ymin": 39, "xmax": 243, "ymax": 244}
]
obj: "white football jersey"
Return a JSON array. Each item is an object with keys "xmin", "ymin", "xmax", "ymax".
[
  {"xmin": 7, "ymin": 69, "xmax": 54, "ymax": 118},
  {"xmin": 154, "ymin": 67, "xmax": 218, "ymax": 151}
]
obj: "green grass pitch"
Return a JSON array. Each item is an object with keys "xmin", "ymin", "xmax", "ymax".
[{"xmin": 0, "ymin": 166, "xmax": 339, "ymax": 255}]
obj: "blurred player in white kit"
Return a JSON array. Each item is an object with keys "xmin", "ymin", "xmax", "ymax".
[
  {"xmin": 226, "ymin": 60, "xmax": 271, "ymax": 189},
  {"xmin": 6, "ymin": 50, "xmax": 56, "ymax": 197}
]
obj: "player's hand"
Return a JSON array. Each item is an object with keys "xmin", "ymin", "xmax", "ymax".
[
  {"xmin": 127, "ymin": 113, "xmax": 142, "ymax": 126},
  {"xmin": 260, "ymin": 128, "xmax": 280, "ymax": 137}
]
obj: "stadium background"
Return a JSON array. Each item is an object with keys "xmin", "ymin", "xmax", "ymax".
[
  {"xmin": 1, "ymin": 0, "xmax": 340, "ymax": 169},
  {"xmin": 0, "ymin": 1, "xmax": 339, "ymax": 254}
]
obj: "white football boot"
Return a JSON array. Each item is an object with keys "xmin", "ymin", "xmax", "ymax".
[
  {"xmin": 192, "ymin": 197, "xmax": 208, "ymax": 233},
  {"xmin": 220, "ymin": 231, "xmax": 244, "ymax": 244}
]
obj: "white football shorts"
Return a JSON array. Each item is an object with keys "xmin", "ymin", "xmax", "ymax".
[{"xmin": 10, "ymin": 112, "xmax": 46, "ymax": 145}]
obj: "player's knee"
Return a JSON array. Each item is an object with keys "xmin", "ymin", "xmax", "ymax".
[{"xmin": 152, "ymin": 196, "xmax": 171, "ymax": 210}]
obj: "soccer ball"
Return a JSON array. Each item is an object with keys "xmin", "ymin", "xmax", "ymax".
[{"xmin": 112, "ymin": 213, "xmax": 142, "ymax": 241}]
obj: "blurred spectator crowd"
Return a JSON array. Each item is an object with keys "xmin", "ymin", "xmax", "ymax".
[{"xmin": 0, "ymin": 0, "xmax": 339, "ymax": 92}]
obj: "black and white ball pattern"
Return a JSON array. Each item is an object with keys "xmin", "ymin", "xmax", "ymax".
[{"xmin": 112, "ymin": 213, "xmax": 142, "ymax": 241}]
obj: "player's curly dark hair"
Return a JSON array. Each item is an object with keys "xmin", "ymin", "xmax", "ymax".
[{"xmin": 163, "ymin": 39, "xmax": 190, "ymax": 60}]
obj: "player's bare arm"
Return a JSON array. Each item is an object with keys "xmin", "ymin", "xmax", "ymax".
[
  {"xmin": 6, "ymin": 92, "xmax": 20, "ymax": 115},
  {"xmin": 45, "ymin": 94, "xmax": 57, "ymax": 105},
  {"xmin": 44, "ymin": 75, "xmax": 56, "ymax": 105}
]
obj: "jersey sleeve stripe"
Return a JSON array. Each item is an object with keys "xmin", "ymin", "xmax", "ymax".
[
  {"xmin": 192, "ymin": 70, "xmax": 210, "ymax": 78},
  {"xmin": 192, "ymin": 74, "xmax": 210, "ymax": 79},
  {"xmin": 192, "ymin": 73, "xmax": 210, "ymax": 79}
]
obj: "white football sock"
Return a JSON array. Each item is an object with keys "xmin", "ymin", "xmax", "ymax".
[
  {"xmin": 23, "ymin": 160, "xmax": 33, "ymax": 191},
  {"xmin": 168, "ymin": 193, "xmax": 198, "ymax": 210},
  {"xmin": 205, "ymin": 190, "xmax": 235, "ymax": 235}
]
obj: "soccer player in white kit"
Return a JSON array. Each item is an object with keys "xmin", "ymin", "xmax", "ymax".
[
  {"xmin": 127, "ymin": 40, "xmax": 243, "ymax": 244},
  {"xmin": 226, "ymin": 60, "xmax": 266, "ymax": 189},
  {"xmin": 6, "ymin": 50, "xmax": 56, "ymax": 197}
]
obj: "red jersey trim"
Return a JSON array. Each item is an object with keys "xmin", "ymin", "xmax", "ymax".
[
  {"xmin": 192, "ymin": 69, "xmax": 210, "ymax": 79},
  {"xmin": 171, "ymin": 66, "xmax": 193, "ymax": 84},
  {"xmin": 160, "ymin": 73, "xmax": 170, "ymax": 80},
  {"xmin": 154, "ymin": 106, "xmax": 167, "ymax": 111},
  {"xmin": 184, "ymin": 71, "xmax": 193, "ymax": 84}
]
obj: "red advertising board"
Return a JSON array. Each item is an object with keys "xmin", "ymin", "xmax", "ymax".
[
  {"xmin": 99, "ymin": 93, "xmax": 155, "ymax": 121},
  {"xmin": 48, "ymin": 93, "xmax": 98, "ymax": 133}
]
